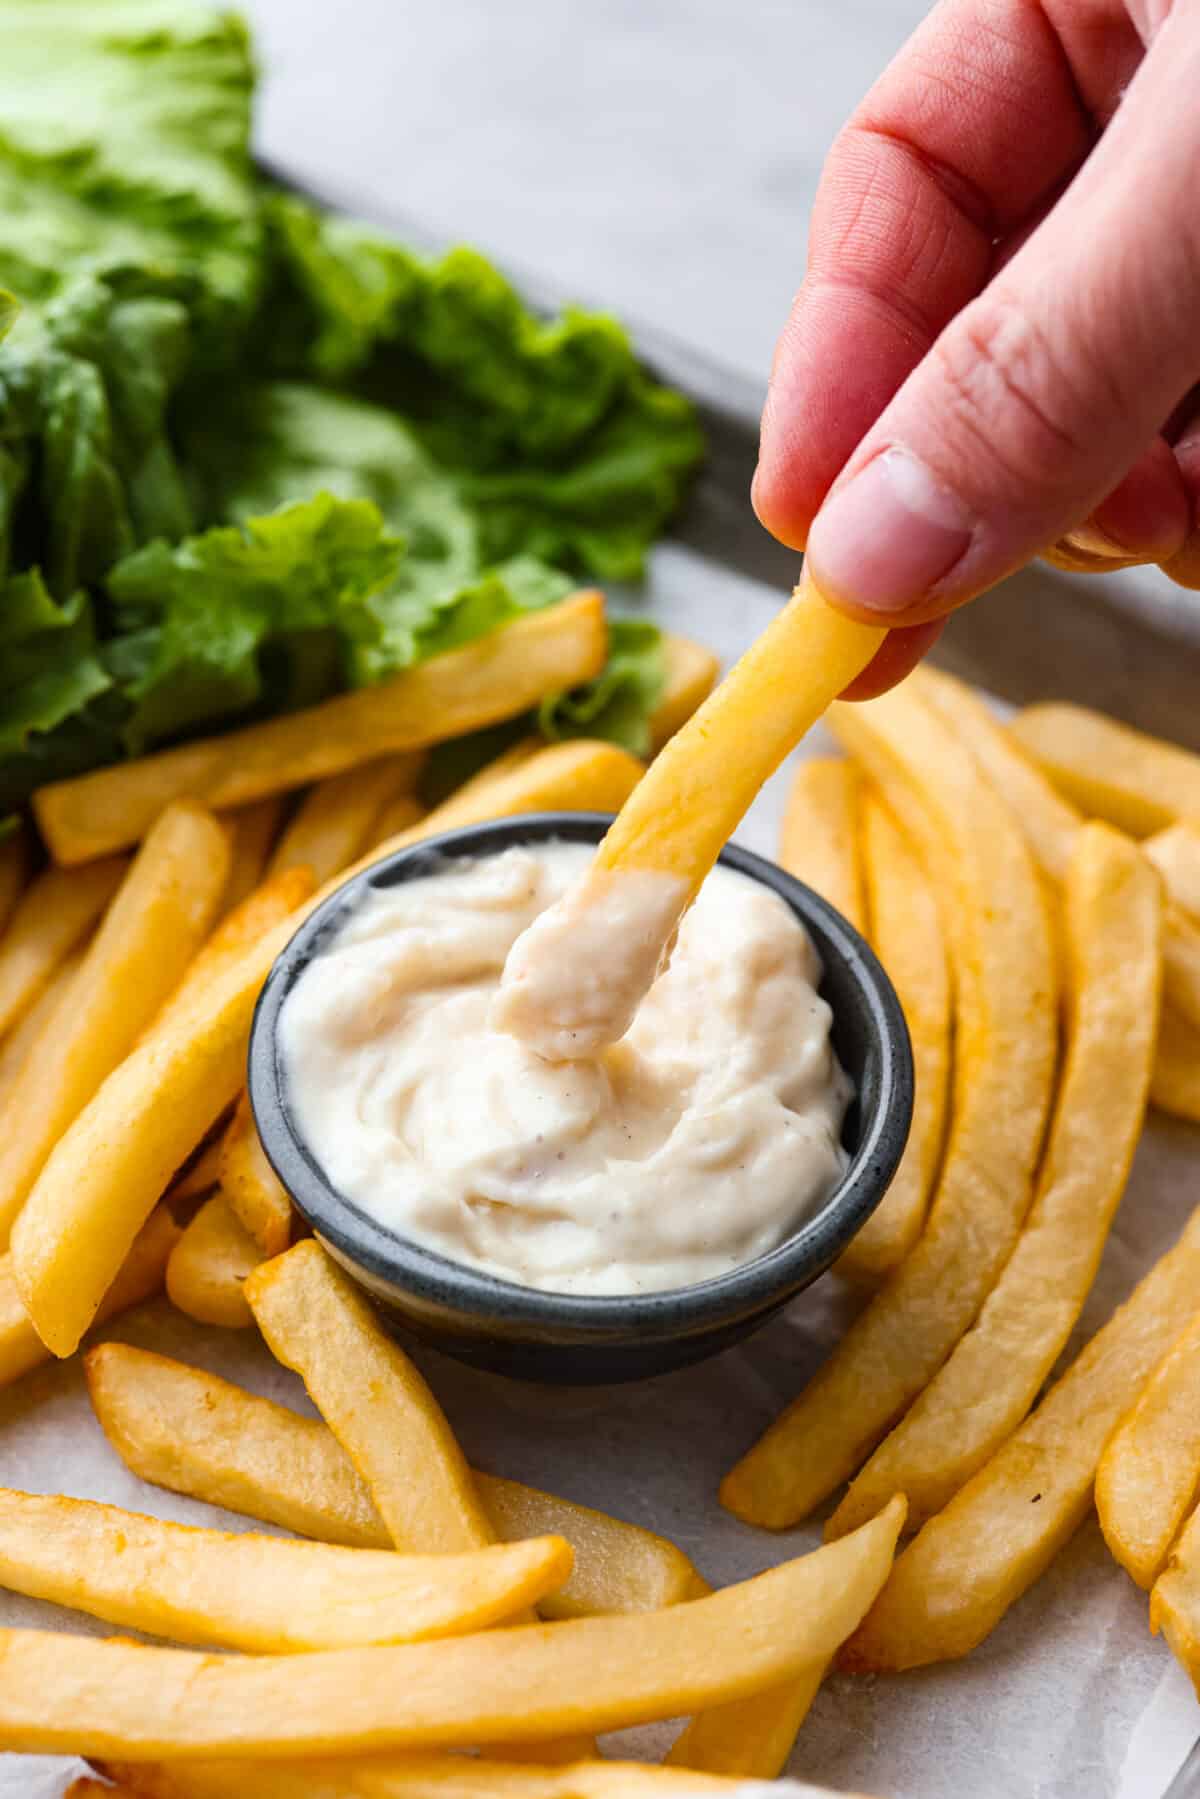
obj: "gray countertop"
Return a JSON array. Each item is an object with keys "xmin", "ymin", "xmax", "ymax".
[{"xmin": 246, "ymin": 0, "xmax": 925, "ymax": 382}]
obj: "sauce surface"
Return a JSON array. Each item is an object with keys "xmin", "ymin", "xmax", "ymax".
[{"xmin": 280, "ymin": 842, "xmax": 850, "ymax": 1295}]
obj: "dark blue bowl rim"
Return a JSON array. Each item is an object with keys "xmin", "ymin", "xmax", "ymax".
[{"xmin": 248, "ymin": 812, "xmax": 913, "ymax": 1343}]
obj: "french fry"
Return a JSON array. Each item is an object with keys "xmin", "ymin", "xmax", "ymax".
[
  {"xmin": 0, "ymin": 825, "xmax": 30, "ymax": 934},
  {"xmin": 167, "ymin": 1136, "xmax": 224, "ymax": 1205},
  {"xmin": 383, "ymin": 740, "xmax": 644, "ymax": 854},
  {"xmin": 829, "ymin": 822, "xmax": 1162, "ymax": 1535},
  {"xmin": 69, "ymin": 1781, "xmax": 140, "ymax": 1799},
  {"xmin": 368, "ymin": 793, "xmax": 427, "ymax": 849},
  {"xmin": 1009, "ymin": 702, "xmax": 1200, "ymax": 838},
  {"xmin": 166, "ymin": 1194, "xmax": 263, "ymax": 1329},
  {"xmin": 837, "ymin": 793, "xmax": 950, "ymax": 1281},
  {"xmin": 100, "ymin": 1759, "xmax": 873, "ymax": 1798},
  {"xmin": 648, "ymin": 634, "xmax": 720, "ymax": 754},
  {"xmin": 222, "ymin": 796, "xmax": 288, "ymax": 914},
  {"xmin": 34, "ymin": 593, "xmax": 608, "ymax": 863},
  {"xmin": 0, "ymin": 802, "xmax": 230, "ymax": 1246},
  {"xmin": 778, "ymin": 757, "xmax": 866, "ymax": 935},
  {"xmin": 0, "ymin": 945, "xmax": 83, "ymax": 1092},
  {"xmin": 10, "ymin": 741, "xmax": 641, "ymax": 1361},
  {"xmin": 0, "ymin": 1487, "xmax": 571, "ymax": 1653},
  {"xmin": 218, "ymin": 1093, "xmax": 293, "ymax": 1256},
  {"xmin": 10, "ymin": 911, "xmax": 297, "ymax": 1357},
  {"xmin": 497, "ymin": 575, "xmax": 883, "ymax": 1055},
  {"xmin": 269, "ymin": 754, "xmax": 424, "ymax": 884},
  {"xmin": 246, "ymin": 1241, "xmax": 494, "ymax": 1553},
  {"xmin": 1097, "ymin": 1313, "xmax": 1200, "ymax": 1587},
  {"xmin": 150, "ymin": 865, "xmax": 317, "ymax": 1041},
  {"xmin": 1151, "ymin": 1006, "xmax": 1200, "ymax": 1123},
  {"xmin": 1145, "ymin": 822, "xmax": 1200, "ymax": 922},
  {"xmin": 841, "ymin": 1207, "xmax": 1200, "ymax": 1671},
  {"xmin": 84, "ymin": 1345, "xmax": 702, "ymax": 1620},
  {"xmin": 0, "ymin": 855, "xmax": 127, "ymax": 1039},
  {"xmin": 666, "ymin": 1666, "xmax": 824, "ymax": 1778},
  {"xmin": 1151, "ymin": 1494, "xmax": 1200, "ymax": 1695},
  {"xmin": 920, "ymin": 666, "xmax": 1200, "ymax": 1071},
  {"xmin": 0, "ymin": 1208, "xmax": 179, "ymax": 1391},
  {"xmin": 722, "ymin": 682, "xmax": 1056, "ymax": 1529},
  {"xmin": 1164, "ymin": 908, "xmax": 1200, "ymax": 1036},
  {"xmin": 0, "ymin": 1499, "xmax": 904, "ymax": 1758}
]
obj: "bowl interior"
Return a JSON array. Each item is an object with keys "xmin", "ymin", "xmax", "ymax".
[{"xmin": 248, "ymin": 812, "xmax": 913, "ymax": 1349}]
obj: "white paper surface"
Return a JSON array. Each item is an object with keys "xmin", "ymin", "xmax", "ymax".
[{"xmin": 2, "ymin": 542, "xmax": 1198, "ymax": 1798}]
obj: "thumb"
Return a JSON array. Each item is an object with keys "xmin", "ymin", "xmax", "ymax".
[{"xmin": 804, "ymin": 15, "xmax": 1200, "ymax": 627}]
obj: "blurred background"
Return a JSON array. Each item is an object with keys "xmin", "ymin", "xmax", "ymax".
[{"xmin": 246, "ymin": 0, "xmax": 925, "ymax": 385}]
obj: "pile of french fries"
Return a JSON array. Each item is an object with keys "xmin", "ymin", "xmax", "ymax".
[
  {"xmin": 3, "ymin": 577, "xmax": 1200, "ymax": 1793},
  {"xmin": 0, "ymin": 592, "xmax": 899, "ymax": 1794},
  {"xmin": 725, "ymin": 672, "xmax": 1200, "ymax": 1690}
]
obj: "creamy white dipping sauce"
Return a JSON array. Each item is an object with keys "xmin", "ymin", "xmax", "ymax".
[{"xmin": 279, "ymin": 842, "xmax": 851, "ymax": 1296}]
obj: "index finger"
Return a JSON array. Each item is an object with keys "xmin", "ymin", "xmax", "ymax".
[{"xmin": 754, "ymin": 0, "xmax": 1114, "ymax": 548}]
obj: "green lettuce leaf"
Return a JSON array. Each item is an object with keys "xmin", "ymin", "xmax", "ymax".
[{"xmin": 539, "ymin": 618, "xmax": 666, "ymax": 754}]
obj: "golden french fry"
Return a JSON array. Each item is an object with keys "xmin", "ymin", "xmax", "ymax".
[
  {"xmin": 167, "ymin": 1136, "xmax": 224, "ymax": 1205},
  {"xmin": 13, "ymin": 740, "xmax": 641, "ymax": 1362},
  {"xmin": 270, "ymin": 754, "xmax": 424, "ymax": 884},
  {"xmin": 0, "ymin": 826, "xmax": 30, "ymax": 933},
  {"xmin": 382, "ymin": 740, "xmax": 644, "ymax": 857},
  {"xmin": 84, "ymin": 1344, "xmax": 702, "ymax": 1620},
  {"xmin": 921, "ymin": 668, "xmax": 1200, "ymax": 1039},
  {"xmin": 1145, "ymin": 821, "xmax": 1200, "ymax": 922},
  {"xmin": 0, "ymin": 855, "xmax": 127, "ymax": 1039},
  {"xmin": 830, "ymin": 822, "xmax": 1162, "ymax": 1533},
  {"xmin": 918, "ymin": 671, "xmax": 1082, "ymax": 880},
  {"xmin": 151, "ymin": 865, "xmax": 317, "ymax": 1042},
  {"xmin": 222, "ymin": 796, "xmax": 289, "ymax": 914},
  {"xmin": 368, "ymin": 794, "xmax": 427, "ymax": 849},
  {"xmin": 722, "ymin": 682, "xmax": 1056, "ymax": 1529},
  {"xmin": 667, "ymin": 1667, "xmax": 824, "ymax": 1778},
  {"xmin": 10, "ymin": 902, "xmax": 296, "ymax": 1358},
  {"xmin": 1009, "ymin": 702, "xmax": 1200, "ymax": 837},
  {"xmin": 0, "ymin": 803, "xmax": 230, "ymax": 1247},
  {"xmin": 1151, "ymin": 1494, "xmax": 1200, "ymax": 1695},
  {"xmin": 68, "ymin": 1781, "xmax": 140, "ymax": 1799},
  {"xmin": 0, "ymin": 1487, "xmax": 571, "ymax": 1653},
  {"xmin": 0, "ymin": 1207, "xmax": 179, "ymax": 1391},
  {"xmin": 35, "ymin": 594, "xmax": 607, "ymax": 864},
  {"xmin": 0, "ymin": 945, "xmax": 84, "ymax": 1092},
  {"xmin": 166, "ymin": 1193, "xmax": 263, "ymax": 1330},
  {"xmin": 247, "ymin": 1241, "xmax": 494, "ymax": 1554},
  {"xmin": 100, "ymin": 1758, "xmax": 856, "ymax": 1799},
  {"xmin": 0, "ymin": 1499, "xmax": 904, "ymax": 1758},
  {"xmin": 648, "ymin": 634, "xmax": 721, "ymax": 754},
  {"xmin": 1098, "ymin": 1312, "xmax": 1200, "ymax": 1588},
  {"xmin": 501, "ymin": 577, "xmax": 882, "ymax": 1055},
  {"xmin": 837, "ymin": 792, "xmax": 950, "ymax": 1281},
  {"xmin": 1151, "ymin": 1006, "xmax": 1200, "ymax": 1123},
  {"xmin": 778, "ymin": 757, "xmax": 866, "ymax": 934},
  {"xmin": 218, "ymin": 1093, "xmax": 292, "ymax": 1256},
  {"xmin": 1164, "ymin": 907, "xmax": 1200, "ymax": 1036},
  {"xmin": 841, "ymin": 1207, "xmax": 1200, "ymax": 1671}
]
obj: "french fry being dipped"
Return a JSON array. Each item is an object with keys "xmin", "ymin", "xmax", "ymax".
[{"xmin": 495, "ymin": 573, "xmax": 883, "ymax": 1059}]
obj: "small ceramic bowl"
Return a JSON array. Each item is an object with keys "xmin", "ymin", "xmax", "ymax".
[{"xmin": 248, "ymin": 812, "xmax": 912, "ymax": 1384}]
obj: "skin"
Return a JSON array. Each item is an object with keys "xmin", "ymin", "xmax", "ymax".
[{"xmin": 753, "ymin": 0, "xmax": 1200, "ymax": 697}]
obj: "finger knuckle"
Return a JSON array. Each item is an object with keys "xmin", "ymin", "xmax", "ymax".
[{"xmin": 929, "ymin": 291, "xmax": 1112, "ymax": 491}]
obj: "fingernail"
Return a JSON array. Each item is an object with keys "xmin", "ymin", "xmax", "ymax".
[{"xmin": 806, "ymin": 448, "xmax": 974, "ymax": 614}]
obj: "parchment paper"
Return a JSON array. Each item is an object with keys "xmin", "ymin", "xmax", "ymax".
[{"xmin": 3, "ymin": 542, "xmax": 1198, "ymax": 1798}]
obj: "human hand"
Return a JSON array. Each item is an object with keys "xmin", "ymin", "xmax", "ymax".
[{"xmin": 753, "ymin": 0, "xmax": 1200, "ymax": 696}]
